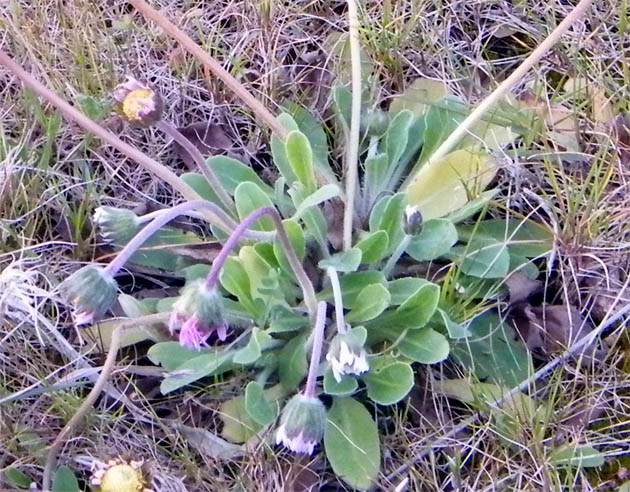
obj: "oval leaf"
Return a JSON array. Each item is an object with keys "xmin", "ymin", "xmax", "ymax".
[
  {"xmin": 406, "ymin": 219, "xmax": 458, "ymax": 261},
  {"xmin": 234, "ymin": 182, "xmax": 275, "ymax": 231},
  {"xmin": 363, "ymin": 361, "xmax": 414, "ymax": 405},
  {"xmin": 398, "ymin": 327, "xmax": 450, "ymax": 363},
  {"xmin": 346, "ymin": 284, "xmax": 391, "ymax": 323}
]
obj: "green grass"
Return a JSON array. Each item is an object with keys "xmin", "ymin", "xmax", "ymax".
[{"xmin": 1, "ymin": 0, "xmax": 630, "ymax": 490}]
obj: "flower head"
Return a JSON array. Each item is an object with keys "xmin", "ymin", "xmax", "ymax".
[
  {"xmin": 169, "ymin": 280, "xmax": 227, "ymax": 349},
  {"xmin": 326, "ymin": 326, "xmax": 369, "ymax": 382},
  {"xmin": 113, "ymin": 76, "xmax": 163, "ymax": 127},
  {"xmin": 276, "ymin": 394, "xmax": 327, "ymax": 454},
  {"xmin": 59, "ymin": 265, "xmax": 117, "ymax": 325},
  {"xmin": 94, "ymin": 206, "xmax": 141, "ymax": 246},
  {"xmin": 90, "ymin": 456, "xmax": 151, "ymax": 492},
  {"xmin": 403, "ymin": 204, "xmax": 423, "ymax": 236}
]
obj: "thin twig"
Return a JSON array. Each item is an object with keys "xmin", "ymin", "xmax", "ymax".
[
  {"xmin": 342, "ymin": 0, "xmax": 362, "ymax": 251},
  {"xmin": 129, "ymin": 0, "xmax": 286, "ymax": 138},
  {"xmin": 327, "ymin": 267, "xmax": 347, "ymax": 335},
  {"xmin": 0, "ymin": 50, "xmax": 201, "ymax": 204},
  {"xmin": 403, "ymin": 0, "xmax": 595, "ymax": 188},
  {"xmin": 304, "ymin": 301, "xmax": 328, "ymax": 397},
  {"xmin": 42, "ymin": 313, "xmax": 169, "ymax": 491},
  {"xmin": 386, "ymin": 297, "xmax": 630, "ymax": 481}
]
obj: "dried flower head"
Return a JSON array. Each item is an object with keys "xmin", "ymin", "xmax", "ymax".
[
  {"xmin": 276, "ymin": 394, "xmax": 327, "ymax": 454},
  {"xmin": 169, "ymin": 280, "xmax": 228, "ymax": 349},
  {"xmin": 91, "ymin": 456, "xmax": 152, "ymax": 492},
  {"xmin": 113, "ymin": 76, "xmax": 163, "ymax": 127},
  {"xmin": 59, "ymin": 265, "xmax": 117, "ymax": 325},
  {"xmin": 326, "ymin": 326, "xmax": 369, "ymax": 382},
  {"xmin": 94, "ymin": 206, "xmax": 141, "ymax": 246}
]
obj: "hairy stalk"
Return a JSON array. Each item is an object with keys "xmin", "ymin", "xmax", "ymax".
[
  {"xmin": 383, "ymin": 235, "xmax": 412, "ymax": 278},
  {"xmin": 327, "ymin": 267, "xmax": 347, "ymax": 335},
  {"xmin": 204, "ymin": 206, "xmax": 318, "ymax": 316},
  {"xmin": 342, "ymin": 0, "xmax": 362, "ymax": 251},
  {"xmin": 0, "ymin": 50, "xmax": 201, "ymax": 204},
  {"xmin": 104, "ymin": 200, "xmax": 272, "ymax": 275},
  {"xmin": 402, "ymin": 0, "xmax": 595, "ymax": 188},
  {"xmin": 129, "ymin": 0, "xmax": 286, "ymax": 138},
  {"xmin": 42, "ymin": 312, "xmax": 170, "ymax": 491},
  {"xmin": 304, "ymin": 301, "xmax": 327, "ymax": 397},
  {"xmin": 156, "ymin": 120, "xmax": 236, "ymax": 215}
]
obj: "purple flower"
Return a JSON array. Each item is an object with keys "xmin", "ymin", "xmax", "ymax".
[{"xmin": 171, "ymin": 312, "xmax": 228, "ymax": 350}]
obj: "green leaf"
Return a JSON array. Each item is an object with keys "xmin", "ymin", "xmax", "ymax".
[
  {"xmin": 455, "ymin": 239, "xmax": 511, "ymax": 279},
  {"xmin": 325, "ymin": 270, "xmax": 387, "ymax": 308},
  {"xmin": 406, "ymin": 148, "xmax": 497, "ymax": 220},
  {"xmin": 364, "ymin": 153, "xmax": 390, "ymax": 205},
  {"xmin": 398, "ymin": 327, "xmax": 450, "ymax": 363},
  {"xmin": 160, "ymin": 350, "xmax": 232, "ymax": 394},
  {"xmin": 389, "ymin": 78, "xmax": 451, "ymax": 116},
  {"xmin": 452, "ymin": 311, "xmax": 532, "ymax": 387},
  {"xmin": 318, "ymin": 247, "xmax": 363, "ymax": 272},
  {"xmin": 285, "ymin": 130, "xmax": 316, "ymax": 193},
  {"xmin": 435, "ymin": 308, "xmax": 470, "ymax": 339},
  {"xmin": 324, "ymin": 398, "xmax": 381, "ymax": 490},
  {"xmin": 458, "ymin": 218, "xmax": 553, "ymax": 258},
  {"xmin": 208, "ymin": 155, "xmax": 275, "ymax": 196},
  {"xmin": 333, "ymin": 85, "xmax": 352, "ymax": 130},
  {"xmin": 177, "ymin": 424, "xmax": 244, "ymax": 460},
  {"xmin": 387, "ymin": 277, "xmax": 429, "ymax": 305},
  {"xmin": 385, "ymin": 109, "xmax": 414, "ymax": 176},
  {"xmin": 292, "ymin": 184, "xmax": 341, "ymax": 221},
  {"xmin": 417, "ymin": 97, "xmax": 468, "ymax": 164},
  {"xmin": 83, "ymin": 312, "xmax": 168, "ymax": 352},
  {"xmin": 244, "ymin": 381, "xmax": 276, "ymax": 426},
  {"xmin": 220, "ymin": 395, "xmax": 264, "ymax": 443},
  {"xmin": 278, "ymin": 335, "xmax": 307, "ymax": 390},
  {"xmin": 238, "ymin": 246, "xmax": 277, "ymax": 302},
  {"xmin": 550, "ymin": 445, "xmax": 605, "ymax": 469},
  {"xmin": 271, "ymin": 113, "xmax": 300, "ymax": 185},
  {"xmin": 233, "ymin": 328, "xmax": 275, "ymax": 365},
  {"xmin": 323, "ymin": 368, "xmax": 358, "ymax": 396},
  {"xmin": 181, "ymin": 171, "xmax": 222, "ymax": 208},
  {"xmin": 290, "ymin": 184, "xmax": 328, "ymax": 248},
  {"xmin": 406, "ymin": 219, "xmax": 458, "ymax": 261},
  {"xmin": 369, "ymin": 192, "xmax": 407, "ymax": 255},
  {"xmin": 220, "ymin": 257, "xmax": 257, "ymax": 316},
  {"xmin": 3, "ymin": 468, "xmax": 32, "ymax": 489},
  {"xmin": 148, "ymin": 342, "xmax": 204, "ymax": 371},
  {"xmin": 273, "ymin": 219, "xmax": 306, "ymax": 278},
  {"xmin": 52, "ymin": 466, "xmax": 80, "ymax": 492},
  {"xmin": 234, "ymin": 182, "xmax": 275, "ymax": 231},
  {"xmin": 123, "ymin": 225, "xmax": 201, "ymax": 271},
  {"xmin": 355, "ymin": 230, "xmax": 389, "ymax": 263},
  {"xmin": 363, "ymin": 361, "xmax": 414, "ymax": 405},
  {"xmin": 268, "ymin": 305, "xmax": 310, "ymax": 333},
  {"xmin": 382, "ymin": 282, "xmax": 440, "ymax": 328},
  {"xmin": 346, "ymin": 284, "xmax": 391, "ymax": 323}
]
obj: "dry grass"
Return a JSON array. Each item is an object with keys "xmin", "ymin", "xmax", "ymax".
[{"xmin": 1, "ymin": 0, "xmax": 630, "ymax": 490}]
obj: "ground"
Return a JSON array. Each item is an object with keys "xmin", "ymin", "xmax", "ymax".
[{"xmin": 1, "ymin": 0, "xmax": 629, "ymax": 491}]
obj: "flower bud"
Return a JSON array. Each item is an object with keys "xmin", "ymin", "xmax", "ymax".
[
  {"xmin": 276, "ymin": 394, "xmax": 327, "ymax": 454},
  {"xmin": 113, "ymin": 76, "xmax": 163, "ymax": 127},
  {"xmin": 326, "ymin": 326, "xmax": 369, "ymax": 382},
  {"xmin": 403, "ymin": 204, "xmax": 423, "ymax": 236},
  {"xmin": 169, "ymin": 280, "xmax": 228, "ymax": 349},
  {"xmin": 59, "ymin": 265, "xmax": 117, "ymax": 325},
  {"xmin": 94, "ymin": 206, "xmax": 141, "ymax": 246}
]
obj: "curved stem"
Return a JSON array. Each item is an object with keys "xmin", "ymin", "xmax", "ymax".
[
  {"xmin": 156, "ymin": 120, "xmax": 236, "ymax": 216},
  {"xmin": 204, "ymin": 206, "xmax": 318, "ymax": 316},
  {"xmin": 304, "ymin": 301, "xmax": 327, "ymax": 398},
  {"xmin": 342, "ymin": 0, "xmax": 362, "ymax": 251},
  {"xmin": 383, "ymin": 235, "xmax": 412, "ymax": 279},
  {"xmin": 104, "ymin": 200, "xmax": 272, "ymax": 276},
  {"xmin": 327, "ymin": 267, "xmax": 347, "ymax": 335},
  {"xmin": 129, "ymin": 0, "xmax": 286, "ymax": 138},
  {"xmin": 42, "ymin": 313, "xmax": 169, "ymax": 491},
  {"xmin": 0, "ymin": 50, "xmax": 201, "ymax": 204}
]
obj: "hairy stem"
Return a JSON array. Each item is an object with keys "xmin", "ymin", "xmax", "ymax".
[
  {"xmin": 403, "ymin": 0, "xmax": 595, "ymax": 189},
  {"xmin": 129, "ymin": 0, "xmax": 286, "ymax": 138},
  {"xmin": 42, "ymin": 313, "xmax": 169, "ymax": 491},
  {"xmin": 156, "ymin": 120, "xmax": 236, "ymax": 216},
  {"xmin": 0, "ymin": 50, "xmax": 202, "ymax": 204},
  {"xmin": 327, "ymin": 267, "xmax": 347, "ymax": 335},
  {"xmin": 304, "ymin": 301, "xmax": 327, "ymax": 397},
  {"xmin": 204, "ymin": 206, "xmax": 318, "ymax": 316},
  {"xmin": 342, "ymin": 0, "xmax": 362, "ymax": 251},
  {"xmin": 382, "ymin": 235, "xmax": 412, "ymax": 278},
  {"xmin": 104, "ymin": 200, "xmax": 272, "ymax": 275}
]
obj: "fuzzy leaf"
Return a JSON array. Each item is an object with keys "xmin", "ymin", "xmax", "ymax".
[
  {"xmin": 363, "ymin": 361, "xmax": 414, "ymax": 405},
  {"xmin": 318, "ymin": 248, "xmax": 363, "ymax": 272},
  {"xmin": 234, "ymin": 182, "xmax": 275, "ymax": 231},
  {"xmin": 346, "ymin": 284, "xmax": 391, "ymax": 323},
  {"xmin": 323, "ymin": 368, "xmax": 358, "ymax": 396},
  {"xmin": 244, "ymin": 381, "xmax": 276, "ymax": 426},
  {"xmin": 285, "ymin": 130, "xmax": 316, "ymax": 193},
  {"xmin": 52, "ymin": 466, "xmax": 80, "ymax": 492},
  {"xmin": 278, "ymin": 335, "xmax": 307, "ymax": 390},
  {"xmin": 406, "ymin": 219, "xmax": 458, "ymax": 261},
  {"xmin": 455, "ymin": 239, "xmax": 511, "ymax": 279},
  {"xmin": 355, "ymin": 230, "xmax": 389, "ymax": 263},
  {"xmin": 398, "ymin": 327, "xmax": 450, "ymax": 363}
]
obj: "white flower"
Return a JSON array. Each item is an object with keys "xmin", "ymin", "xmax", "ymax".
[
  {"xmin": 275, "ymin": 394, "xmax": 326, "ymax": 455},
  {"xmin": 326, "ymin": 326, "xmax": 370, "ymax": 382},
  {"xmin": 276, "ymin": 426, "xmax": 317, "ymax": 455}
]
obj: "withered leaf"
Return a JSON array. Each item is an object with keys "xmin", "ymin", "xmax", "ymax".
[
  {"xmin": 505, "ymin": 271, "xmax": 541, "ymax": 305},
  {"xmin": 174, "ymin": 122, "xmax": 233, "ymax": 168}
]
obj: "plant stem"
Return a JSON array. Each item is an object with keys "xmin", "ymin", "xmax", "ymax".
[
  {"xmin": 383, "ymin": 235, "xmax": 412, "ymax": 278},
  {"xmin": 0, "ymin": 50, "xmax": 202, "ymax": 204},
  {"xmin": 304, "ymin": 301, "xmax": 327, "ymax": 397},
  {"xmin": 204, "ymin": 206, "xmax": 318, "ymax": 317},
  {"xmin": 104, "ymin": 200, "xmax": 271, "ymax": 275},
  {"xmin": 129, "ymin": 0, "xmax": 286, "ymax": 139},
  {"xmin": 402, "ymin": 0, "xmax": 595, "ymax": 189},
  {"xmin": 42, "ymin": 312, "xmax": 169, "ymax": 492},
  {"xmin": 327, "ymin": 267, "xmax": 347, "ymax": 335},
  {"xmin": 156, "ymin": 120, "xmax": 236, "ymax": 216},
  {"xmin": 342, "ymin": 0, "xmax": 362, "ymax": 251}
]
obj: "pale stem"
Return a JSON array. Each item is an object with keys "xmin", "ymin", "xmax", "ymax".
[
  {"xmin": 156, "ymin": 120, "xmax": 236, "ymax": 216},
  {"xmin": 327, "ymin": 267, "xmax": 347, "ymax": 335},
  {"xmin": 304, "ymin": 301, "xmax": 327, "ymax": 397},
  {"xmin": 383, "ymin": 235, "xmax": 412, "ymax": 278},
  {"xmin": 203, "ymin": 206, "xmax": 318, "ymax": 317},
  {"xmin": 104, "ymin": 200, "xmax": 271, "ymax": 275},
  {"xmin": 342, "ymin": 0, "xmax": 363, "ymax": 251}
]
